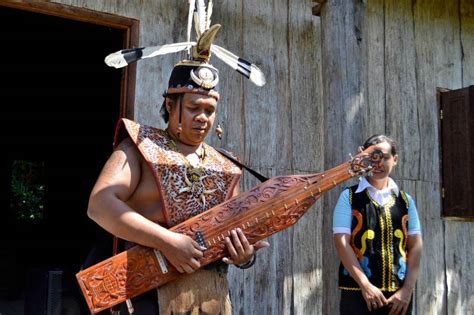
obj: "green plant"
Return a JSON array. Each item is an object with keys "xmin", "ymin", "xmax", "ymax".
[{"xmin": 10, "ymin": 160, "xmax": 45, "ymax": 221}]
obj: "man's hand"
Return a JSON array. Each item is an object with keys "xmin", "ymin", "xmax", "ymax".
[
  {"xmin": 387, "ymin": 287, "xmax": 412, "ymax": 315},
  {"xmin": 360, "ymin": 281, "xmax": 388, "ymax": 311},
  {"xmin": 160, "ymin": 230, "xmax": 205, "ymax": 274},
  {"xmin": 222, "ymin": 228, "xmax": 270, "ymax": 266}
]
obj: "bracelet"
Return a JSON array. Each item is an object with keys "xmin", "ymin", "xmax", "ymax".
[{"xmin": 235, "ymin": 254, "xmax": 256, "ymax": 269}]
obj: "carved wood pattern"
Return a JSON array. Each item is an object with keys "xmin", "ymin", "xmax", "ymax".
[{"xmin": 77, "ymin": 147, "xmax": 382, "ymax": 313}]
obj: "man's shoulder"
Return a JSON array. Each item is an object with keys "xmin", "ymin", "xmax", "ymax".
[
  {"xmin": 114, "ymin": 118, "xmax": 167, "ymax": 150},
  {"xmin": 119, "ymin": 118, "xmax": 163, "ymax": 132}
]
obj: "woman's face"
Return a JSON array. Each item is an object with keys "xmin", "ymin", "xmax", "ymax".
[{"xmin": 370, "ymin": 141, "xmax": 398, "ymax": 180}]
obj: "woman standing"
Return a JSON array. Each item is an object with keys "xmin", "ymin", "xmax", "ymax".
[{"xmin": 333, "ymin": 135, "xmax": 423, "ymax": 315}]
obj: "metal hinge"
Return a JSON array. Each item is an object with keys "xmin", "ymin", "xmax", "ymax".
[{"xmin": 440, "ymin": 109, "xmax": 443, "ymax": 120}]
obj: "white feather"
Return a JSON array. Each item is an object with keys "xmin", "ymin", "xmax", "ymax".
[
  {"xmin": 187, "ymin": 0, "xmax": 196, "ymax": 43},
  {"xmin": 193, "ymin": 12, "xmax": 201, "ymax": 37},
  {"xmin": 196, "ymin": 0, "xmax": 206, "ymax": 34},
  {"xmin": 104, "ymin": 42, "xmax": 195, "ymax": 68},
  {"xmin": 211, "ymin": 45, "xmax": 266, "ymax": 87},
  {"xmin": 248, "ymin": 63, "xmax": 267, "ymax": 87},
  {"xmin": 104, "ymin": 51, "xmax": 129, "ymax": 68},
  {"xmin": 206, "ymin": 0, "xmax": 213, "ymax": 30},
  {"xmin": 141, "ymin": 42, "xmax": 195, "ymax": 59}
]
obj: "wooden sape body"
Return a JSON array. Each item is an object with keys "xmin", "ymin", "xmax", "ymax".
[{"xmin": 76, "ymin": 147, "xmax": 382, "ymax": 313}]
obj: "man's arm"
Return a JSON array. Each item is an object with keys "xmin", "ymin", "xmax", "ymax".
[{"xmin": 87, "ymin": 138, "xmax": 204, "ymax": 274}]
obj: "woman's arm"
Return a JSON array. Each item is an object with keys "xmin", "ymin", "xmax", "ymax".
[{"xmin": 334, "ymin": 234, "xmax": 388, "ymax": 310}]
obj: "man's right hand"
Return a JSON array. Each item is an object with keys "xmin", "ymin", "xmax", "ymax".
[{"xmin": 160, "ymin": 230, "xmax": 205, "ymax": 274}]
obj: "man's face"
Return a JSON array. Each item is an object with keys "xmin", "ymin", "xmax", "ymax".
[{"xmin": 167, "ymin": 93, "xmax": 217, "ymax": 146}]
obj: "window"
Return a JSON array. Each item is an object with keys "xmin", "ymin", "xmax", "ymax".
[{"xmin": 440, "ymin": 85, "xmax": 474, "ymax": 220}]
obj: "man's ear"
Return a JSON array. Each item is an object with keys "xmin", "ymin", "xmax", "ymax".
[{"xmin": 165, "ymin": 98, "xmax": 173, "ymax": 113}]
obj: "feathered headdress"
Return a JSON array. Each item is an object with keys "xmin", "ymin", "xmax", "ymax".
[{"xmin": 104, "ymin": 0, "xmax": 266, "ymax": 89}]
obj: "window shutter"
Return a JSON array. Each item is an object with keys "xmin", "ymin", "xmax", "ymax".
[{"xmin": 440, "ymin": 85, "xmax": 474, "ymax": 220}]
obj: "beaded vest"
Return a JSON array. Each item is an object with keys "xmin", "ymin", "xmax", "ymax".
[
  {"xmin": 114, "ymin": 118, "xmax": 241, "ymax": 227},
  {"xmin": 338, "ymin": 185, "xmax": 410, "ymax": 292}
]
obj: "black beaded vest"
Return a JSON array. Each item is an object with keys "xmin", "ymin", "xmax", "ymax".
[{"xmin": 338, "ymin": 185, "xmax": 410, "ymax": 292}]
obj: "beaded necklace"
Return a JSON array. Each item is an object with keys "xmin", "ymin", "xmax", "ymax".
[{"xmin": 164, "ymin": 130, "xmax": 216, "ymax": 207}]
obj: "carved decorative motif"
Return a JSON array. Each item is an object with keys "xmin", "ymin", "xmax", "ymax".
[{"xmin": 77, "ymin": 146, "xmax": 382, "ymax": 313}]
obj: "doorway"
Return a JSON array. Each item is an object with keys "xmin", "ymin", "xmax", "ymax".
[{"xmin": 0, "ymin": 4, "xmax": 137, "ymax": 314}]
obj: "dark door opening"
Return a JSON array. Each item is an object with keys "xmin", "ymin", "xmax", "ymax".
[{"xmin": 0, "ymin": 5, "xmax": 127, "ymax": 314}]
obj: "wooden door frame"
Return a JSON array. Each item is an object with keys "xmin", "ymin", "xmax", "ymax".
[{"xmin": 0, "ymin": 1, "xmax": 139, "ymax": 119}]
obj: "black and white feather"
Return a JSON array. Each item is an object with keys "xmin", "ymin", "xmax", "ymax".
[
  {"xmin": 105, "ymin": 42, "xmax": 195, "ymax": 69},
  {"xmin": 104, "ymin": 0, "xmax": 265, "ymax": 87}
]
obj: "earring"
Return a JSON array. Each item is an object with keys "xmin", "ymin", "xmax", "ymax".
[
  {"xmin": 177, "ymin": 123, "xmax": 183, "ymax": 137},
  {"xmin": 215, "ymin": 123, "xmax": 223, "ymax": 140}
]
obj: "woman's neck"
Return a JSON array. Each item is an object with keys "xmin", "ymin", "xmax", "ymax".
[{"xmin": 367, "ymin": 177, "xmax": 389, "ymax": 190}]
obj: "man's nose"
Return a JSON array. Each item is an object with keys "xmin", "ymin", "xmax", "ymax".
[{"xmin": 195, "ymin": 112, "xmax": 208, "ymax": 122}]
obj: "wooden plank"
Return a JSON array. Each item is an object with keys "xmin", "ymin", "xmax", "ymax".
[
  {"xmin": 320, "ymin": 0, "xmax": 348, "ymax": 308},
  {"xmin": 413, "ymin": 0, "xmax": 462, "ymax": 184},
  {"xmin": 289, "ymin": 1, "xmax": 324, "ymax": 172},
  {"xmin": 242, "ymin": 0, "xmax": 292, "ymax": 172},
  {"xmin": 461, "ymin": 0, "xmax": 474, "ymax": 86},
  {"xmin": 0, "ymin": 1, "xmax": 138, "ymax": 28},
  {"xmin": 320, "ymin": 0, "xmax": 371, "ymax": 313},
  {"xmin": 384, "ymin": 0, "xmax": 420, "ymax": 181},
  {"xmin": 233, "ymin": 1, "xmax": 295, "ymax": 311},
  {"xmin": 445, "ymin": 221, "xmax": 474, "ymax": 315},
  {"xmin": 288, "ymin": 0, "xmax": 324, "ymax": 313},
  {"xmin": 291, "ymin": 202, "xmax": 323, "ymax": 314},
  {"xmin": 229, "ymin": 167, "xmax": 293, "ymax": 315},
  {"xmin": 409, "ymin": 180, "xmax": 446, "ymax": 315},
  {"xmin": 365, "ymin": 0, "xmax": 386, "ymax": 136}
]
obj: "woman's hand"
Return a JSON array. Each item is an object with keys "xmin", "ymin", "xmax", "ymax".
[
  {"xmin": 222, "ymin": 228, "xmax": 270, "ymax": 266},
  {"xmin": 387, "ymin": 287, "xmax": 412, "ymax": 315},
  {"xmin": 360, "ymin": 281, "xmax": 388, "ymax": 311}
]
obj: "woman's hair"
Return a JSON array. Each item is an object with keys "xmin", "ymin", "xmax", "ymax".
[{"xmin": 362, "ymin": 134, "xmax": 397, "ymax": 155}]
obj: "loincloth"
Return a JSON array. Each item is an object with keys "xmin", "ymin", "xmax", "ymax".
[{"xmin": 158, "ymin": 268, "xmax": 231, "ymax": 315}]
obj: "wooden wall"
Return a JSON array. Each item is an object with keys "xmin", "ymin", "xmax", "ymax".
[{"xmin": 54, "ymin": 0, "xmax": 474, "ymax": 314}]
